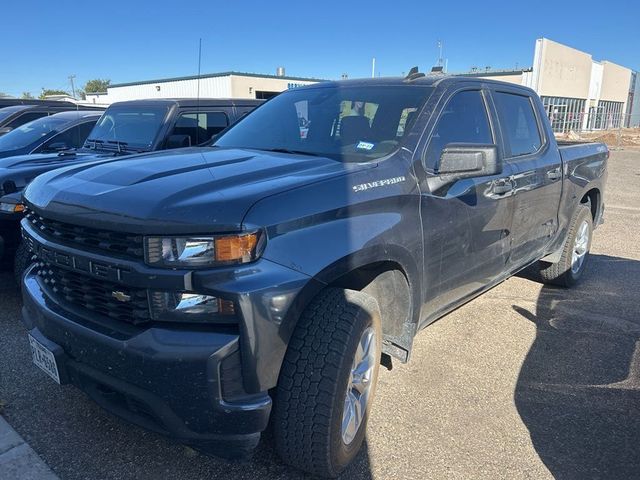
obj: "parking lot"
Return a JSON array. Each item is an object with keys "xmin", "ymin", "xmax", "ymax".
[{"xmin": 0, "ymin": 149, "xmax": 638, "ymax": 480}]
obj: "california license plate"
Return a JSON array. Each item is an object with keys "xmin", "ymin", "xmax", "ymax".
[{"xmin": 28, "ymin": 334, "xmax": 60, "ymax": 384}]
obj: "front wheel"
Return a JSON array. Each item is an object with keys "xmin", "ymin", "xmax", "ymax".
[
  {"xmin": 538, "ymin": 204, "xmax": 593, "ymax": 287},
  {"xmin": 273, "ymin": 288, "xmax": 382, "ymax": 477}
]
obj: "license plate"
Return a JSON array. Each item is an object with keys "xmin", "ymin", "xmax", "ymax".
[{"xmin": 28, "ymin": 334, "xmax": 60, "ymax": 384}]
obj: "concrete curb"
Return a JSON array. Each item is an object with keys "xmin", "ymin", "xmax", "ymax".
[{"xmin": 0, "ymin": 415, "xmax": 59, "ymax": 479}]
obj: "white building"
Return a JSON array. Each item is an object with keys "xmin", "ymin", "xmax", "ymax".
[{"xmin": 85, "ymin": 70, "xmax": 324, "ymax": 105}]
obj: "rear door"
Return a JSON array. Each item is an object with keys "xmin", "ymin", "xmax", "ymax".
[
  {"xmin": 490, "ymin": 88, "xmax": 563, "ymax": 268},
  {"xmin": 418, "ymin": 87, "xmax": 515, "ymax": 316}
]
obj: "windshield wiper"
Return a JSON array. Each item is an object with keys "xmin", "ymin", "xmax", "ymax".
[
  {"xmin": 85, "ymin": 138, "xmax": 105, "ymax": 150},
  {"xmin": 260, "ymin": 147, "xmax": 321, "ymax": 157},
  {"xmin": 107, "ymin": 140, "xmax": 144, "ymax": 153}
]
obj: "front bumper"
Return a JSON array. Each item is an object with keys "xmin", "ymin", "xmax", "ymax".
[{"xmin": 22, "ymin": 270, "xmax": 272, "ymax": 450}]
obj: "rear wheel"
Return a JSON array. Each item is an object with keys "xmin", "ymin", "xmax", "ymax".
[
  {"xmin": 273, "ymin": 288, "xmax": 381, "ymax": 477},
  {"xmin": 538, "ymin": 204, "xmax": 593, "ymax": 287}
]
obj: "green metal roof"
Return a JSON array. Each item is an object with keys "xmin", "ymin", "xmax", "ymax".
[{"xmin": 110, "ymin": 71, "xmax": 327, "ymax": 88}]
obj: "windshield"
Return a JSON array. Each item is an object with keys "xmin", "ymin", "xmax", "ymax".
[
  {"xmin": 0, "ymin": 106, "xmax": 26, "ymax": 123},
  {"xmin": 0, "ymin": 115, "xmax": 68, "ymax": 151},
  {"xmin": 214, "ymin": 85, "xmax": 433, "ymax": 162},
  {"xmin": 85, "ymin": 105, "xmax": 169, "ymax": 151}
]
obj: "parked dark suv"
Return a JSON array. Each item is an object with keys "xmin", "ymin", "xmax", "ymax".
[
  {"xmin": 0, "ymin": 104, "xmax": 103, "ymax": 136},
  {"xmin": 0, "ymin": 110, "xmax": 101, "ymax": 159}
]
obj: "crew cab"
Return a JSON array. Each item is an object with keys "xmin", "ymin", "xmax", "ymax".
[
  {"xmin": 0, "ymin": 98, "xmax": 261, "ymax": 277},
  {"xmin": 20, "ymin": 75, "xmax": 607, "ymax": 477}
]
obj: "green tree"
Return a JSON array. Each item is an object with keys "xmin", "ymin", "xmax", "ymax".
[
  {"xmin": 21, "ymin": 92, "xmax": 34, "ymax": 99},
  {"xmin": 39, "ymin": 89, "xmax": 70, "ymax": 99},
  {"xmin": 83, "ymin": 79, "xmax": 110, "ymax": 94}
]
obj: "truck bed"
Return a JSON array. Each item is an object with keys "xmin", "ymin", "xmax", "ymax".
[{"xmin": 558, "ymin": 141, "xmax": 608, "ymax": 164}]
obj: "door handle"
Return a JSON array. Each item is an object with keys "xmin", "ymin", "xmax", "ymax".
[
  {"xmin": 547, "ymin": 168, "xmax": 562, "ymax": 180},
  {"xmin": 492, "ymin": 179, "xmax": 513, "ymax": 195}
]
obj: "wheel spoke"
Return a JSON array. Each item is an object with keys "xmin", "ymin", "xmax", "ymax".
[
  {"xmin": 341, "ymin": 326, "xmax": 378, "ymax": 445},
  {"xmin": 342, "ymin": 393, "xmax": 357, "ymax": 443},
  {"xmin": 571, "ymin": 220, "xmax": 590, "ymax": 274}
]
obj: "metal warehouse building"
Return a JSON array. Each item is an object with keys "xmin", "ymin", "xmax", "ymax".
[
  {"xmin": 464, "ymin": 38, "xmax": 637, "ymax": 132},
  {"xmin": 85, "ymin": 70, "xmax": 323, "ymax": 105}
]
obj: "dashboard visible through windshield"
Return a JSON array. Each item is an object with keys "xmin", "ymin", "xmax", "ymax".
[{"xmin": 214, "ymin": 85, "xmax": 434, "ymax": 162}]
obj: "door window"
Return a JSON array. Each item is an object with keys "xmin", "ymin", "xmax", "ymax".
[
  {"xmin": 493, "ymin": 92, "xmax": 542, "ymax": 157},
  {"xmin": 41, "ymin": 120, "xmax": 96, "ymax": 151},
  {"xmin": 7, "ymin": 111, "xmax": 49, "ymax": 128},
  {"xmin": 425, "ymin": 90, "xmax": 493, "ymax": 170},
  {"xmin": 172, "ymin": 111, "xmax": 229, "ymax": 146}
]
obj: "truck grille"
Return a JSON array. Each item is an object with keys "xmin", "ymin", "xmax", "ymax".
[
  {"xmin": 36, "ymin": 261, "xmax": 151, "ymax": 324},
  {"xmin": 25, "ymin": 209, "xmax": 144, "ymax": 260}
]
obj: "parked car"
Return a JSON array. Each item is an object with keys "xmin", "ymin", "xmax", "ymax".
[
  {"xmin": 0, "ymin": 104, "xmax": 103, "ymax": 136},
  {"xmin": 0, "ymin": 98, "xmax": 262, "ymax": 277},
  {"xmin": 0, "ymin": 111, "xmax": 101, "ymax": 159},
  {"xmin": 0, "ymin": 98, "xmax": 79, "ymax": 109},
  {"xmin": 20, "ymin": 75, "xmax": 607, "ymax": 477}
]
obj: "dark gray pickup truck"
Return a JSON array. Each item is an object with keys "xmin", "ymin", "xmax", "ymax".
[
  {"xmin": 20, "ymin": 74, "xmax": 607, "ymax": 477},
  {"xmin": 0, "ymin": 97, "xmax": 261, "ymax": 276}
]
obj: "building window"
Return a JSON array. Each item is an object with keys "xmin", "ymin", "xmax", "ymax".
[
  {"xmin": 590, "ymin": 100, "xmax": 624, "ymax": 130},
  {"xmin": 255, "ymin": 91, "xmax": 279, "ymax": 100},
  {"xmin": 540, "ymin": 96, "xmax": 585, "ymax": 133}
]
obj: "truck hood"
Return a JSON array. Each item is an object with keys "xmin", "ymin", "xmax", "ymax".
[
  {"xmin": 24, "ymin": 147, "xmax": 374, "ymax": 234},
  {"xmin": 0, "ymin": 151, "xmax": 112, "ymax": 194}
]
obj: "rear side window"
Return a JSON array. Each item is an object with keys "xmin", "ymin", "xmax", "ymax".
[
  {"xmin": 172, "ymin": 111, "xmax": 228, "ymax": 145},
  {"xmin": 426, "ymin": 90, "xmax": 493, "ymax": 168},
  {"xmin": 493, "ymin": 92, "xmax": 542, "ymax": 157}
]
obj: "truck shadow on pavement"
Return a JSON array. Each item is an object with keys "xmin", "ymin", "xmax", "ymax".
[{"xmin": 514, "ymin": 254, "xmax": 640, "ymax": 479}]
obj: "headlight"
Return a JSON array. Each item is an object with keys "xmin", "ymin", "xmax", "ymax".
[
  {"xmin": 145, "ymin": 231, "xmax": 265, "ymax": 268},
  {"xmin": 149, "ymin": 291, "xmax": 236, "ymax": 323},
  {"xmin": 0, "ymin": 202, "xmax": 25, "ymax": 213}
]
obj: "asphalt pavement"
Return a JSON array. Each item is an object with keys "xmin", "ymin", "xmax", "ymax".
[{"xmin": 0, "ymin": 149, "xmax": 638, "ymax": 479}]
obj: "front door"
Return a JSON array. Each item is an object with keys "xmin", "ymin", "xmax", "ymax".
[{"xmin": 418, "ymin": 88, "xmax": 515, "ymax": 319}]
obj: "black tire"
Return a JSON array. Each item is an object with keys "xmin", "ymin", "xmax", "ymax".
[
  {"xmin": 13, "ymin": 241, "xmax": 33, "ymax": 287},
  {"xmin": 273, "ymin": 288, "xmax": 382, "ymax": 477},
  {"xmin": 538, "ymin": 204, "xmax": 593, "ymax": 287}
]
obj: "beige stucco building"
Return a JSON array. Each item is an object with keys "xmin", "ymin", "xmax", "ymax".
[{"xmin": 464, "ymin": 38, "xmax": 634, "ymax": 131}]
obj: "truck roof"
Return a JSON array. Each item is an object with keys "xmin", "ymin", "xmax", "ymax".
[
  {"xmin": 108, "ymin": 98, "xmax": 264, "ymax": 108},
  {"xmin": 296, "ymin": 75, "xmax": 537, "ymax": 94}
]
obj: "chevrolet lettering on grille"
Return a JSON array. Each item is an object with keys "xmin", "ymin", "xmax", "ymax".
[{"xmin": 22, "ymin": 228, "xmax": 129, "ymax": 282}]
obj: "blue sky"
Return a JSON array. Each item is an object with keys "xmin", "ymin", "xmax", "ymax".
[{"xmin": 1, "ymin": 0, "xmax": 638, "ymax": 97}]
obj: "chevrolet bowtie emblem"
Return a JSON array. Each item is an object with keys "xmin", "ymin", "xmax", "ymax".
[{"xmin": 112, "ymin": 291, "xmax": 132, "ymax": 302}]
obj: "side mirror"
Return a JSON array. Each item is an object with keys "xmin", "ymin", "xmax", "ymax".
[
  {"xmin": 0, "ymin": 127, "xmax": 13, "ymax": 136},
  {"xmin": 166, "ymin": 134, "xmax": 192, "ymax": 149},
  {"xmin": 45, "ymin": 142, "xmax": 69, "ymax": 152},
  {"xmin": 437, "ymin": 143, "xmax": 501, "ymax": 180}
]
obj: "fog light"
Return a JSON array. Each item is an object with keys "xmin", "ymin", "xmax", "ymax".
[{"xmin": 150, "ymin": 291, "xmax": 236, "ymax": 323}]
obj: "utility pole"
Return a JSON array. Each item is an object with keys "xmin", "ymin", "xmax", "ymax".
[{"xmin": 68, "ymin": 75, "xmax": 76, "ymax": 98}]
